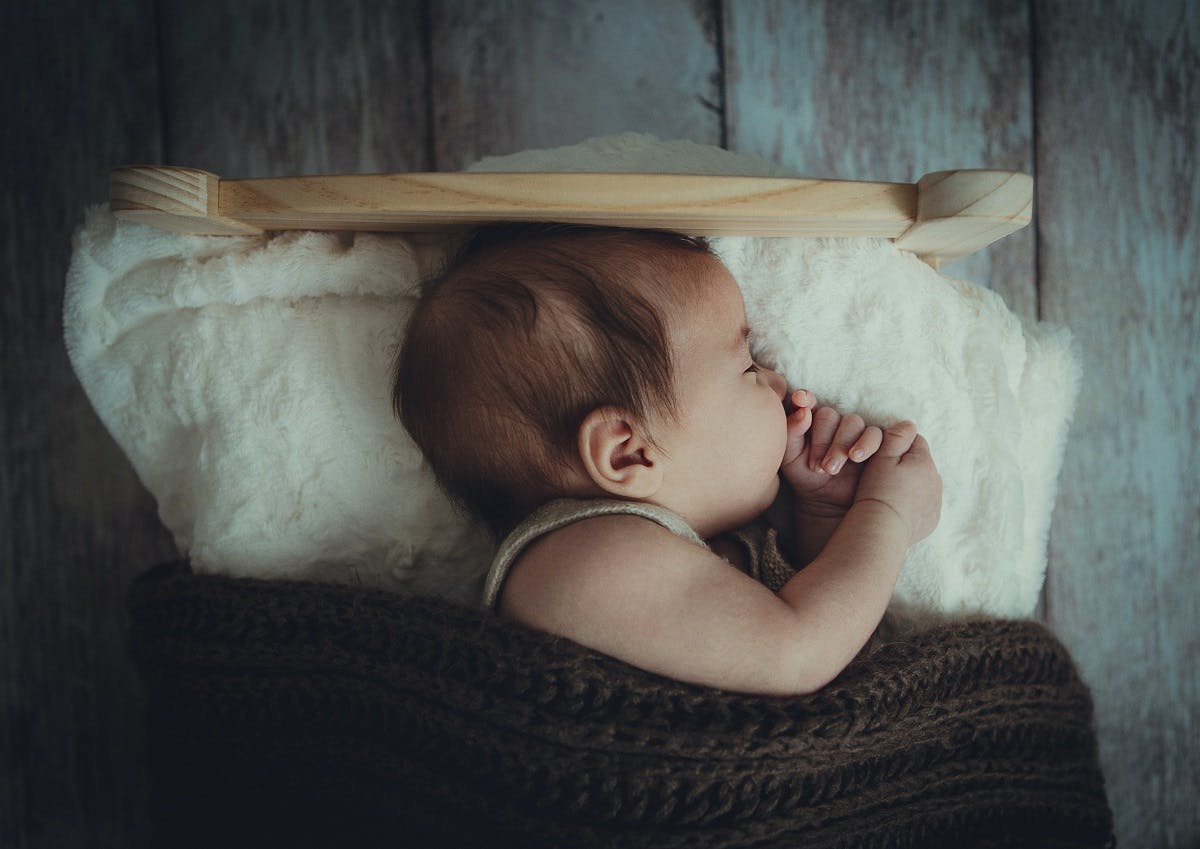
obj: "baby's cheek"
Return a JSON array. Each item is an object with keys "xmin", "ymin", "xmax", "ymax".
[{"xmin": 773, "ymin": 409, "xmax": 791, "ymax": 461}]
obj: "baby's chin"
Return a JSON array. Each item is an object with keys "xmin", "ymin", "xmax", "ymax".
[{"xmin": 712, "ymin": 476, "xmax": 780, "ymax": 533}]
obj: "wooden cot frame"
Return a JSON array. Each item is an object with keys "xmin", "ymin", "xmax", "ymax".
[{"xmin": 108, "ymin": 166, "xmax": 1032, "ymax": 269}]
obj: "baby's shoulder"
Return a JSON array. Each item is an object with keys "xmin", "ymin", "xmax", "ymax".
[{"xmin": 498, "ymin": 512, "xmax": 717, "ymax": 625}]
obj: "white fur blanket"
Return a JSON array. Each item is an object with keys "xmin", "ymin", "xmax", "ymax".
[{"xmin": 64, "ymin": 133, "xmax": 1080, "ymax": 623}]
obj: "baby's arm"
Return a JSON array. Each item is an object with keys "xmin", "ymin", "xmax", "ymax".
[
  {"xmin": 779, "ymin": 421, "xmax": 941, "ymax": 675},
  {"xmin": 500, "ymin": 423, "xmax": 941, "ymax": 696}
]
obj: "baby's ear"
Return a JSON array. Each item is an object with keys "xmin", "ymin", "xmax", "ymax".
[{"xmin": 577, "ymin": 407, "xmax": 664, "ymax": 499}]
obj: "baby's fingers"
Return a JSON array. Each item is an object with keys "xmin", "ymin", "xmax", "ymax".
[
  {"xmin": 789, "ymin": 388, "xmax": 815, "ymax": 411},
  {"xmin": 782, "ymin": 403, "xmax": 813, "ymax": 468},
  {"xmin": 818, "ymin": 413, "xmax": 858, "ymax": 474},
  {"xmin": 876, "ymin": 420, "xmax": 918, "ymax": 459},
  {"xmin": 849, "ymin": 425, "xmax": 883, "ymax": 463},
  {"xmin": 821, "ymin": 415, "xmax": 882, "ymax": 474},
  {"xmin": 808, "ymin": 406, "xmax": 841, "ymax": 472}
]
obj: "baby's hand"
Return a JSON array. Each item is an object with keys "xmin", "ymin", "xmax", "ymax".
[
  {"xmin": 781, "ymin": 390, "xmax": 885, "ymax": 515},
  {"xmin": 854, "ymin": 421, "xmax": 943, "ymax": 545}
]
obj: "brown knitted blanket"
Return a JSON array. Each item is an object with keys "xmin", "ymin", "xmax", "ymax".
[{"xmin": 128, "ymin": 561, "xmax": 1113, "ymax": 849}]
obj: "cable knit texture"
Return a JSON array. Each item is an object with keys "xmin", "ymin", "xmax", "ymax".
[{"xmin": 128, "ymin": 561, "xmax": 1114, "ymax": 849}]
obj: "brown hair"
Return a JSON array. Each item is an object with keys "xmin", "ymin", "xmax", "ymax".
[{"xmin": 393, "ymin": 223, "xmax": 715, "ymax": 539}]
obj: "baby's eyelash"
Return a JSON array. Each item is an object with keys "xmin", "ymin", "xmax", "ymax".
[{"xmin": 744, "ymin": 363, "xmax": 759, "ymax": 374}]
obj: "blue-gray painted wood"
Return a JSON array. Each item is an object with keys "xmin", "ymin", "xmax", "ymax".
[
  {"xmin": 429, "ymin": 0, "xmax": 723, "ymax": 169},
  {"xmin": 723, "ymin": 0, "xmax": 1037, "ymax": 320},
  {"xmin": 1036, "ymin": 1, "xmax": 1199, "ymax": 845}
]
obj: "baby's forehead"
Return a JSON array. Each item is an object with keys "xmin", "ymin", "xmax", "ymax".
[{"xmin": 663, "ymin": 265, "xmax": 746, "ymax": 348}]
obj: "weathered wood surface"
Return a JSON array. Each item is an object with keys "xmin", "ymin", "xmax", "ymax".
[
  {"xmin": 1036, "ymin": 1, "xmax": 1199, "ymax": 846},
  {"xmin": 3, "ymin": 0, "xmax": 1197, "ymax": 846},
  {"xmin": 723, "ymin": 0, "xmax": 1037, "ymax": 320},
  {"xmin": 1, "ymin": 2, "xmax": 175, "ymax": 848},
  {"xmin": 428, "ymin": 0, "xmax": 723, "ymax": 168},
  {"xmin": 157, "ymin": 0, "xmax": 431, "ymax": 176}
]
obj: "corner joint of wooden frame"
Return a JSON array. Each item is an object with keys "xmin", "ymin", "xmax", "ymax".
[
  {"xmin": 108, "ymin": 166, "xmax": 263, "ymax": 236},
  {"xmin": 896, "ymin": 169, "xmax": 1033, "ymax": 267}
]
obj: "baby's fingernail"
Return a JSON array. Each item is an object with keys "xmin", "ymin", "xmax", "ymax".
[
  {"xmin": 825, "ymin": 459, "xmax": 842, "ymax": 474},
  {"xmin": 852, "ymin": 450, "xmax": 865, "ymax": 461}
]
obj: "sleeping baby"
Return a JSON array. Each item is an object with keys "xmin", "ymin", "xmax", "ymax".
[{"xmin": 393, "ymin": 224, "xmax": 942, "ymax": 695}]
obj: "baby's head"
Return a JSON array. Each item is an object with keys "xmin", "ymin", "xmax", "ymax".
[{"xmin": 394, "ymin": 224, "xmax": 789, "ymax": 540}]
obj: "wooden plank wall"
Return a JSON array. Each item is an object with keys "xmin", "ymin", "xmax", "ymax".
[
  {"xmin": 725, "ymin": 0, "xmax": 1037, "ymax": 319},
  {"xmin": 1037, "ymin": 2, "xmax": 1199, "ymax": 844},
  {"xmin": 2, "ymin": 1, "xmax": 1196, "ymax": 846},
  {"xmin": 3, "ymin": 2, "xmax": 173, "ymax": 848}
]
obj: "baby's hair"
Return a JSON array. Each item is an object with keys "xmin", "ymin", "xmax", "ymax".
[{"xmin": 393, "ymin": 222, "xmax": 715, "ymax": 539}]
